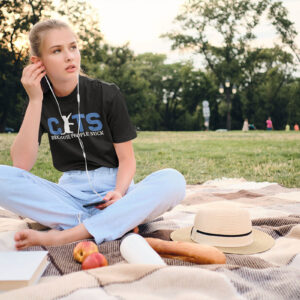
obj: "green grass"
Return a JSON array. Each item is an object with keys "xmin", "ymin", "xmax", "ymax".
[{"xmin": 1, "ymin": 131, "xmax": 299, "ymax": 187}]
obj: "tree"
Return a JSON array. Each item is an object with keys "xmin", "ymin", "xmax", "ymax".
[
  {"xmin": 161, "ymin": 62, "xmax": 216, "ymax": 130},
  {"xmin": 268, "ymin": 1, "xmax": 300, "ymax": 62},
  {"xmin": 0, "ymin": 0, "xmax": 53, "ymax": 132},
  {"xmin": 84, "ymin": 49, "xmax": 215, "ymax": 131},
  {"xmin": 56, "ymin": 0, "xmax": 103, "ymax": 61},
  {"xmin": 286, "ymin": 79, "xmax": 300, "ymax": 126},
  {"xmin": 84, "ymin": 45, "xmax": 158, "ymax": 130},
  {"xmin": 240, "ymin": 46, "xmax": 294, "ymax": 128},
  {"xmin": 134, "ymin": 53, "xmax": 168, "ymax": 130},
  {"xmin": 163, "ymin": 0, "xmax": 299, "ymax": 130},
  {"xmin": 0, "ymin": 0, "xmax": 104, "ymax": 132}
]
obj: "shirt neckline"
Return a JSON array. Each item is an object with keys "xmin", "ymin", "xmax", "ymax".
[{"xmin": 44, "ymin": 75, "xmax": 83, "ymax": 102}]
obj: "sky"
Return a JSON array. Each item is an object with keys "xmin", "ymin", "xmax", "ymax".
[
  {"xmin": 90, "ymin": 0, "xmax": 186, "ymax": 63},
  {"xmin": 90, "ymin": 0, "xmax": 300, "ymax": 71}
]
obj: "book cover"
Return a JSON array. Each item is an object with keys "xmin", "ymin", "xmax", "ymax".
[{"xmin": 0, "ymin": 251, "xmax": 49, "ymax": 291}]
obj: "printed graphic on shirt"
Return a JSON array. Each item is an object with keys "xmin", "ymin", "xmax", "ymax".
[
  {"xmin": 62, "ymin": 113, "xmax": 74, "ymax": 134},
  {"xmin": 47, "ymin": 112, "xmax": 104, "ymax": 140}
]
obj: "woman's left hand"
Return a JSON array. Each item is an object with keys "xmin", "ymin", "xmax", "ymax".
[{"xmin": 96, "ymin": 190, "xmax": 122, "ymax": 210}]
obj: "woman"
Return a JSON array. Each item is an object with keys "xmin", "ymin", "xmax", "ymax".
[
  {"xmin": 0, "ymin": 19, "xmax": 185, "ymax": 250},
  {"xmin": 266, "ymin": 117, "xmax": 273, "ymax": 130}
]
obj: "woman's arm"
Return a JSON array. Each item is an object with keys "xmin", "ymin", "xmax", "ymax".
[
  {"xmin": 11, "ymin": 101, "xmax": 42, "ymax": 170},
  {"xmin": 98, "ymin": 140, "xmax": 136, "ymax": 209},
  {"xmin": 10, "ymin": 62, "xmax": 46, "ymax": 171},
  {"xmin": 113, "ymin": 140, "xmax": 136, "ymax": 196}
]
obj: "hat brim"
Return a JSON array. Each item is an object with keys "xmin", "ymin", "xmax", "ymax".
[{"xmin": 170, "ymin": 227, "xmax": 275, "ymax": 255}]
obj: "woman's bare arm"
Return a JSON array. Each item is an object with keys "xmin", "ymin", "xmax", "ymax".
[
  {"xmin": 11, "ymin": 62, "xmax": 46, "ymax": 171},
  {"xmin": 97, "ymin": 140, "xmax": 136, "ymax": 209}
]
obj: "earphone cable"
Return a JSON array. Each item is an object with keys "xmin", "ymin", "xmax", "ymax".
[{"xmin": 45, "ymin": 75, "xmax": 103, "ymax": 200}]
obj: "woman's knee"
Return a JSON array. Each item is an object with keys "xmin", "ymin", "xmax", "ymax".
[
  {"xmin": 0, "ymin": 165, "xmax": 22, "ymax": 178},
  {"xmin": 0, "ymin": 165, "xmax": 25, "ymax": 190},
  {"xmin": 0, "ymin": 165, "xmax": 12, "ymax": 179},
  {"xmin": 157, "ymin": 168, "xmax": 186, "ymax": 196}
]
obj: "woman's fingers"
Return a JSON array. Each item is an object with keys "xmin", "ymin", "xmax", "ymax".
[
  {"xmin": 96, "ymin": 190, "xmax": 123, "ymax": 209},
  {"xmin": 22, "ymin": 62, "xmax": 41, "ymax": 76},
  {"xmin": 26, "ymin": 63, "xmax": 45, "ymax": 81},
  {"xmin": 22, "ymin": 62, "xmax": 45, "ymax": 81},
  {"xmin": 21, "ymin": 62, "xmax": 45, "ymax": 101},
  {"xmin": 96, "ymin": 201, "xmax": 110, "ymax": 210},
  {"xmin": 31, "ymin": 65, "xmax": 46, "ymax": 81},
  {"xmin": 96, "ymin": 200, "xmax": 116, "ymax": 210},
  {"xmin": 36, "ymin": 70, "xmax": 46, "ymax": 83}
]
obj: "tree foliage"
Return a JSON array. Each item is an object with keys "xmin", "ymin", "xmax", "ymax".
[
  {"xmin": 1, "ymin": 0, "xmax": 299, "ymax": 132},
  {"xmin": 56, "ymin": 0, "xmax": 103, "ymax": 60},
  {"xmin": 0, "ymin": 0, "xmax": 53, "ymax": 132},
  {"xmin": 163, "ymin": 0, "xmax": 299, "ymax": 129},
  {"xmin": 0, "ymin": 0, "xmax": 103, "ymax": 132}
]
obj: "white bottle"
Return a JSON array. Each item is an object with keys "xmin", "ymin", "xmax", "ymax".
[{"xmin": 120, "ymin": 233, "xmax": 166, "ymax": 265}]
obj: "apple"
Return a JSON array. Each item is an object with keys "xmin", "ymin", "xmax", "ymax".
[
  {"xmin": 82, "ymin": 252, "xmax": 108, "ymax": 270},
  {"xmin": 73, "ymin": 241, "xmax": 99, "ymax": 263}
]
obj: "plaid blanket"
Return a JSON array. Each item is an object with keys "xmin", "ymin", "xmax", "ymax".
[{"xmin": 1, "ymin": 178, "xmax": 300, "ymax": 299}]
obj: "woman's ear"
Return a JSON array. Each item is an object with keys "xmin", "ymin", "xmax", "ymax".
[{"xmin": 30, "ymin": 56, "xmax": 40, "ymax": 64}]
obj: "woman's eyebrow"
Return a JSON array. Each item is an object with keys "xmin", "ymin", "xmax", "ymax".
[
  {"xmin": 49, "ymin": 41, "xmax": 77, "ymax": 49},
  {"xmin": 49, "ymin": 45, "xmax": 61, "ymax": 49}
]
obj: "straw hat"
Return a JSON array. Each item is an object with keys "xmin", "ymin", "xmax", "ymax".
[{"xmin": 170, "ymin": 201, "xmax": 275, "ymax": 255}]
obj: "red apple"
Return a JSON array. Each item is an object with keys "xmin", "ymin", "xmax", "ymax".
[
  {"xmin": 73, "ymin": 241, "xmax": 99, "ymax": 263},
  {"xmin": 82, "ymin": 252, "xmax": 108, "ymax": 270}
]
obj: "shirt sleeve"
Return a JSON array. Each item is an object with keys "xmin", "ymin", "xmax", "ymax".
[{"xmin": 106, "ymin": 86, "xmax": 137, "ymax": 143}]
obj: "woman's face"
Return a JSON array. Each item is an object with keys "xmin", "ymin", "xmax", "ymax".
[{"xmin": 40, "ymin": 28, "xmax": 81, "ymax": 84}]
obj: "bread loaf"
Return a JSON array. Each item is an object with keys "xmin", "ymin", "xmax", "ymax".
[{"xmin": 145, "ymin": 237, "xmax": 226, "ymax": 265}]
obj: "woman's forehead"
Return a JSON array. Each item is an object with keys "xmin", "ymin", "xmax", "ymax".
[{"xmin": 42, "ymin": 28, "xmax": 77, "ymax": 50}]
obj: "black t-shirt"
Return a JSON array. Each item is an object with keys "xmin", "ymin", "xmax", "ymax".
[{"xmin": 39, "ymin": 75, "xmax": 137, "ymax": 172}]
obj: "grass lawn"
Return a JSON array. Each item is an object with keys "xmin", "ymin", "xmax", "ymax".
[{"xmin": 0, "ymin": 131, "xmax": 299, "ymax": 187}]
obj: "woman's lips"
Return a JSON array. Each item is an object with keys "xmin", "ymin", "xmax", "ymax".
[{"xmin": 66, "ymin": 65, "xmax": 76, "ymax": 73}]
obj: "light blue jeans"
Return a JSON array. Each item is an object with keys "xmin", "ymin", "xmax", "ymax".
[{"xmin": 0, "ymin": 165, "xmax": 186, "ymax": 244}]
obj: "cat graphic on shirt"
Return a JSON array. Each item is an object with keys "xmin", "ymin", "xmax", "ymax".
[{"xmin": 61, "ymin": 113, "xmax": 74, "ymax": 134}]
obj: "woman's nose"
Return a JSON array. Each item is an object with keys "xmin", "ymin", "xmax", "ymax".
[{"xmin": 65, "ymin": 50, "xmax": 74, "ymax": 61}]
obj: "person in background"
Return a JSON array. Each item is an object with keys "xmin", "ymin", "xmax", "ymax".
[
  {"xmin": 266, "ymin": 117, "xmax": 273, "ymax": 131},
  {"xmin": 285, "ymin": 124, "xmax": 290, "ymax": 131},
  {"xmin": 294, "ymin": 123, "xmax": 299, "ymax": 131},
  {"xmin": 249, "ymin": 123, "xmax": 256, "ymax": 130},
  {"xmin": 242, "ymin": 119, "xmax": 249, "ymax": 131}
]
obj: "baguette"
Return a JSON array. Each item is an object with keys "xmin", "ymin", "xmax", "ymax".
[{"xmin": 145, "ymin": 237, "xmax": 226, "ymax": 265}]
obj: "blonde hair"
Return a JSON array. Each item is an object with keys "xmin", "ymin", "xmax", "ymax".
[
  {"xmin": 28, "ymin": 19, "xmax": 87, "ymax": 76},
  {"xmin": 29, "ymin": 19, "xmax": 75, "ymax": 57}
]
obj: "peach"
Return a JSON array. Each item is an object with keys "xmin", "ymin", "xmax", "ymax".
[
  {"xmin": 82, "ymin": 252, "xmax": 108, "ymax": 270},
  {"xmin": 73, "ymin": 241, "xmax": 99, "ymax": 263}
]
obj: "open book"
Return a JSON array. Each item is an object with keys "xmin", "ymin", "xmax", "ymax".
[{"xmin": 0, "ymin": 251, "xmax": 49, "ymax": 291}]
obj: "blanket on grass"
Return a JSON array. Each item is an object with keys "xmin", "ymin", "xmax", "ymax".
[{"xmin": 1, "ymin": 178, "xmax": 300, "ymax": 299}]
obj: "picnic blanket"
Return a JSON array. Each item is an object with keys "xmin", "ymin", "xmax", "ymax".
[{"xmin": 1, "ymin": 178, "xmax": 300, "ymax": 299}]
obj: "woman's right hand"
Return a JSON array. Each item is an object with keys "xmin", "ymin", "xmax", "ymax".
[{"xmin": 21, "ymin": 61, "xmax": 46, "ymax": 102}]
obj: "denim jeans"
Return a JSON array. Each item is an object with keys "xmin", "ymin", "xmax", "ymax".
[{"xmin": 0, "ymin": 165, "xmax": 186, "ymax": 244}]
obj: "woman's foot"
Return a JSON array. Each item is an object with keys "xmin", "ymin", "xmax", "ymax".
[
  {"xmin": 14, "ymin": 224, "xmax": 93, "ymax": 250},
  {"xmin": 14, "ymin": 229, "xmax": 62, "ymax": 250}
]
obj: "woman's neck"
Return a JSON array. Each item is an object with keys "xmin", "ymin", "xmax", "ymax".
[{"xmin": 51, "ymin": 77, "xmax": 78, "ymax": 97}]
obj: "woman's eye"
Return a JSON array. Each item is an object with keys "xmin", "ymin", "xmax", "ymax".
[
  {"xmin": 53, "ymin": 49, "xmax": 60, "ymax": 54},
  {"xmin": 71, "ymin": 45, "xmax": 77, "ymax": 50}
]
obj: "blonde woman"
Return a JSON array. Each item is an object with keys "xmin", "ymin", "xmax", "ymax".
[{"xmin": 0, "ymin": 19, "xmax": 185, "ymax": 249}]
